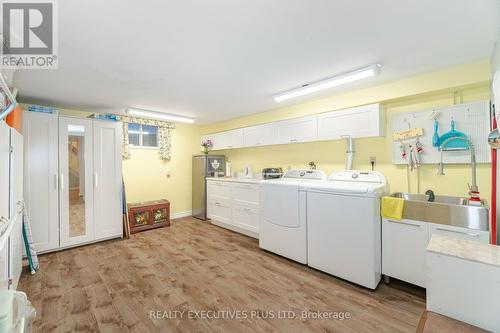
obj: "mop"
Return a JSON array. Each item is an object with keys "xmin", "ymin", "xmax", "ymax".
[{"xmin": 20, "ymin": 201, "xmax": 39, "ymax": 274}]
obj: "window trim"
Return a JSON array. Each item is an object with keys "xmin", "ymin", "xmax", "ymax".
[{"xmin": 128, "ymin": 124, "xmax": 159, "ymax": 149}]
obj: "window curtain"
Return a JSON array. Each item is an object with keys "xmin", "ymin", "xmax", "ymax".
[{"xmin": 121, "ymin": 116, "xmax": 175, "ymax": 160}]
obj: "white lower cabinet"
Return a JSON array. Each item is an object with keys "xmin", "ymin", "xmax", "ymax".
[
  {"xmin": 231, "ymin": 204, "xmax": 259, "ymax": 234},
  {"xmin": 207, "ymin": 197, "xmax": 231, "ymax": 224},
  {"xmin": 382, "ymin": 218, "xmax": 489, "ymax": 288},
  {"xmin": 207, "ymin": 179, "xmax": 259, "ymax": 238},
  {"xmin": 428, "ymin": 223, "xmax": 489, "ymax": 243},
  {"xmin": 382, "ymin": 219, "xmax": 428, "ymax": 287}
]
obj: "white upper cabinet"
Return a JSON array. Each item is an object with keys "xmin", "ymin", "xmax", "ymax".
[
  {"xmin": 243, "ymin": 123, "xmax": 277, "ymax": 147},
  {"xmin": 202, "ymin": 104, "xmax": 386, "ymax": 150},
  {"xmin": 318, "ymin": 103, "xmax": 385, "ymax": 140},
  {"xmin": 203, "ymin": 128, "xmax": 244, "ymax": 150},
  {"xmin": 275, "ymin": 115, "xmax": 318, "ymax": 144}
]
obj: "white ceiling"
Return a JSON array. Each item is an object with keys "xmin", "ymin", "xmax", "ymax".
[{"xmin": 14, "ymin": 0, "xmax": 500, "ymax": 124}]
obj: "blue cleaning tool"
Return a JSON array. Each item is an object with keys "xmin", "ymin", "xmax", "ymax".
[{"xmin": 437, "ymin": 119, "xmax": 469, "ymax": 150}]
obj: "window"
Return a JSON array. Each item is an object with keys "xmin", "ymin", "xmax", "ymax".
[{"xmin": 128, "ymin": 123, "xmax": 158, "ymax": 148}]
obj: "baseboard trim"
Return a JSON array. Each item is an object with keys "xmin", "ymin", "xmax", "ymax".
[{"xmin": 171, "ymin": 210, "xmax": 192, "ymax": 219}]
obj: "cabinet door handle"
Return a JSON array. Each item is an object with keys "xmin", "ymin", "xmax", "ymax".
[
  {"xmin": 436, "ymin": 227, "xmax": 479, "ymax": 237},
  {"xmin": 290, "ymin": 139, "xmax": 298, "ymax": 142},
  {"xmin": 94, "ymin": 172, "xmax": 98, "ymax": 188},
  {"xmin": 54, "ymin": 174, "xmax": 59, "ymax": 190},
  {"xmin": 215, "ymin": 202, "xmax": 221, "ymax": 206},
  {"xmin": 387, "ymin": 219, "xmax": 421, "ymax": 227},
  {"xmin": 243, "ymin": 208, "xmax": 252, "ymax": 212},
  {"xmin": 59, "ymin": 173, "xmax": 64, "ymax": 190}
]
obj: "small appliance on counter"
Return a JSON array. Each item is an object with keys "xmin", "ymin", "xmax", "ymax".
[
  {"xmin": 243, "ymin": 164, "xmax": 253, "ymax": 178},
  {"xmin": 262, "ymin": 167, "xmax": 283, "ymax": 179}
]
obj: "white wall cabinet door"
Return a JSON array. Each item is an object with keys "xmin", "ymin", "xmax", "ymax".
[
  {"xmin": 93, "ymin": 121, "xmax": 123, "ymax": 241},
  {"xmin": 243, "ymin": 124, "xmax": 277, "ymax": 147},
  {"xmin": 317, "ymin": 104, "xmax": 384, "ymax": 141},
  {"xmin": 0, "ymin": 244, "xmax": 8, "ymax": 290},
  {"xmin": 428, "ymin": 223, "xmax": 489, "ymax": 244},
  {"xmin": 59, "ymin": 117, "xmax": 95, "ymax": 247},
  {"xmin": 275, "ymin": 115, "xmax": 318, "ymax": 144},
  {"xmin": 0, "ymin": 122, "xmax": 9, "ymax": 223},
  {"xmin": 23, "ymin": 112, "xmax": 59, "ymax": 253},
  {"xmin": 207, "ymin": 129, "xmax": 244, "ymax": 150},
  {"xmin": 10, "ymin": 129, "xmax": 23, "ymax": 219},
  {"xmin": 8, "ymin": 215, "xmax": 23, "ymax": 290},
  {"xmin": 382, "ymin": 218, "xmax": 428, "ymax": 288}
]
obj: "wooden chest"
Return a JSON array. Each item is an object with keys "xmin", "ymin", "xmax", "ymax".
[{"xmin": 128, "ymin": 199, "xmax": 170, "ymax": 234}]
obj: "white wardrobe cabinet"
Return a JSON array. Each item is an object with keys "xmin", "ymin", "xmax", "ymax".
[
  {"xmin": 0, "ymin": 122, "xmax": 9, "ymax": 224},
  {"xmin": 93, "ymin": 120, "xmax": 123, "ymax": 240},
  {"xmin": 0, "ymin": 122, "xmax": 11, "ymax": 290},
  {"xmin": 59, "ymin": 117, "xmax": 95, "ymax": 247},
  {"xmin": 23, "ymin": 113, "xmax": 123, "ymax": 253},
  {"xmin": 23, "ymin": 113, "xmax": 59, "ymax": 252},
  {"xmin": 0, "ymin": 122, "xmax": 24, "ymax": 291}
]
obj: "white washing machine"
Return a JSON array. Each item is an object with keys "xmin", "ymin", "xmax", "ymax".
[
  {"xmin": 306, "ymin": 170, "xmax": 387, "ymax": 289},
  {"xmin": 260, "ymin": 169, "xmax": 327, "ymax": 264}
]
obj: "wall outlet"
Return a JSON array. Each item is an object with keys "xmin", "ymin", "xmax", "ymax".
[{"xmin": 369, "ymin": 156, "xmax": 376, "ymax": 166}]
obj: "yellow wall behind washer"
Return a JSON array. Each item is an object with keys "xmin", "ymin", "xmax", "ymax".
[{"xmin": 201, "ymin": 60, "xmax": 493, "ymax": 201}]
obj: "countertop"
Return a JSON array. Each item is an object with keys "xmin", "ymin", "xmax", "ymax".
[
  {"xmin": 206, "ymin": 177, "xmax": 262, "ymax": 184},
  {"xmin": 427, "ymin": 234, "xmax": 500, "ymax": 267}
]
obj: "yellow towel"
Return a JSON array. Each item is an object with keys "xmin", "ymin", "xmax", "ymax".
[{"xmin": 381, "ymin": 197, "xmax": 404, "ymax": 220}]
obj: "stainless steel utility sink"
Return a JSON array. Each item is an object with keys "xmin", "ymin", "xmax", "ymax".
[{"xmin": 389, "ymin": 192, "xmax": 489, "ymax": 231}]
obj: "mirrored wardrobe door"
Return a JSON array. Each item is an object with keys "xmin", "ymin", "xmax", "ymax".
[{"xmin": 59, "ymin": 117, "xmax": 95, "ymax": 247}]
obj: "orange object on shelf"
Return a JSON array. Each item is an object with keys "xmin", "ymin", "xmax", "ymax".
[{"xmin": 6, "ymin": 105, "xmax": 23, "ymax": 133}]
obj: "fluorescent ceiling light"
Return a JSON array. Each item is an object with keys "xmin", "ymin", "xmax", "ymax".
[
  {"xmin": 127, "ymin": 108, "xmax": 195, "ymax": 124},
  {"xmin": 273, "ymin": 64, "xmax": 381, "ymax": 102}
]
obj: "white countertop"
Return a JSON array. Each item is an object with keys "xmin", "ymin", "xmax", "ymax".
[
  {"xmin": 427, "ymin": 234, "xmax": 500, "ymax": 267},
  {"xmin": 206, "ymin": 177, "xmax": 262, "ymax": 184}
]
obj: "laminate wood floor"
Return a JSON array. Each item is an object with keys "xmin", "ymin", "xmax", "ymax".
[{"xmin": 18, "ymin": 217, "xmax": 425, "ymax": 333}]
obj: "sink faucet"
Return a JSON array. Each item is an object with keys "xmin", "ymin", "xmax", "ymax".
[
  {"xmin": 437, "ymin": 137, "xmax": 479, "ymax": 199},
  {"xmin": 308, "ymin": 161, "xmax": 317, "ymax": 170},
  {"xmin": 425, "ymin": 189, "xmax": 435, "ymax": 202}
]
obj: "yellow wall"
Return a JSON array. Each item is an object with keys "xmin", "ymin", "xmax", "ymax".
[
  {"xmin": 121, "ymin": 124, "xmax": 200, "ymax": 213},
  {"xmin": 201, "ymin": 60, "xmax": 493, "ymax": 201},
  {"xmin": 20, "ymin": 104, "xmax": 201, "ymax": 214}
]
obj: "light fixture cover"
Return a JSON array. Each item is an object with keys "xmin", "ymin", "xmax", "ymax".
[
  {"xmin": 127, "ymin": 108, "xmax": 195, "ymax": 124},
  {"xmin": 273, "ymin": 64, "xmax": 381, "ymax": 102}
]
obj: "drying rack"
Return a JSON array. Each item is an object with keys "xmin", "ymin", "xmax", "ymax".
[{"xmin": 0, "ymin": 70, "xmax": 17, "ymax": 120}]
